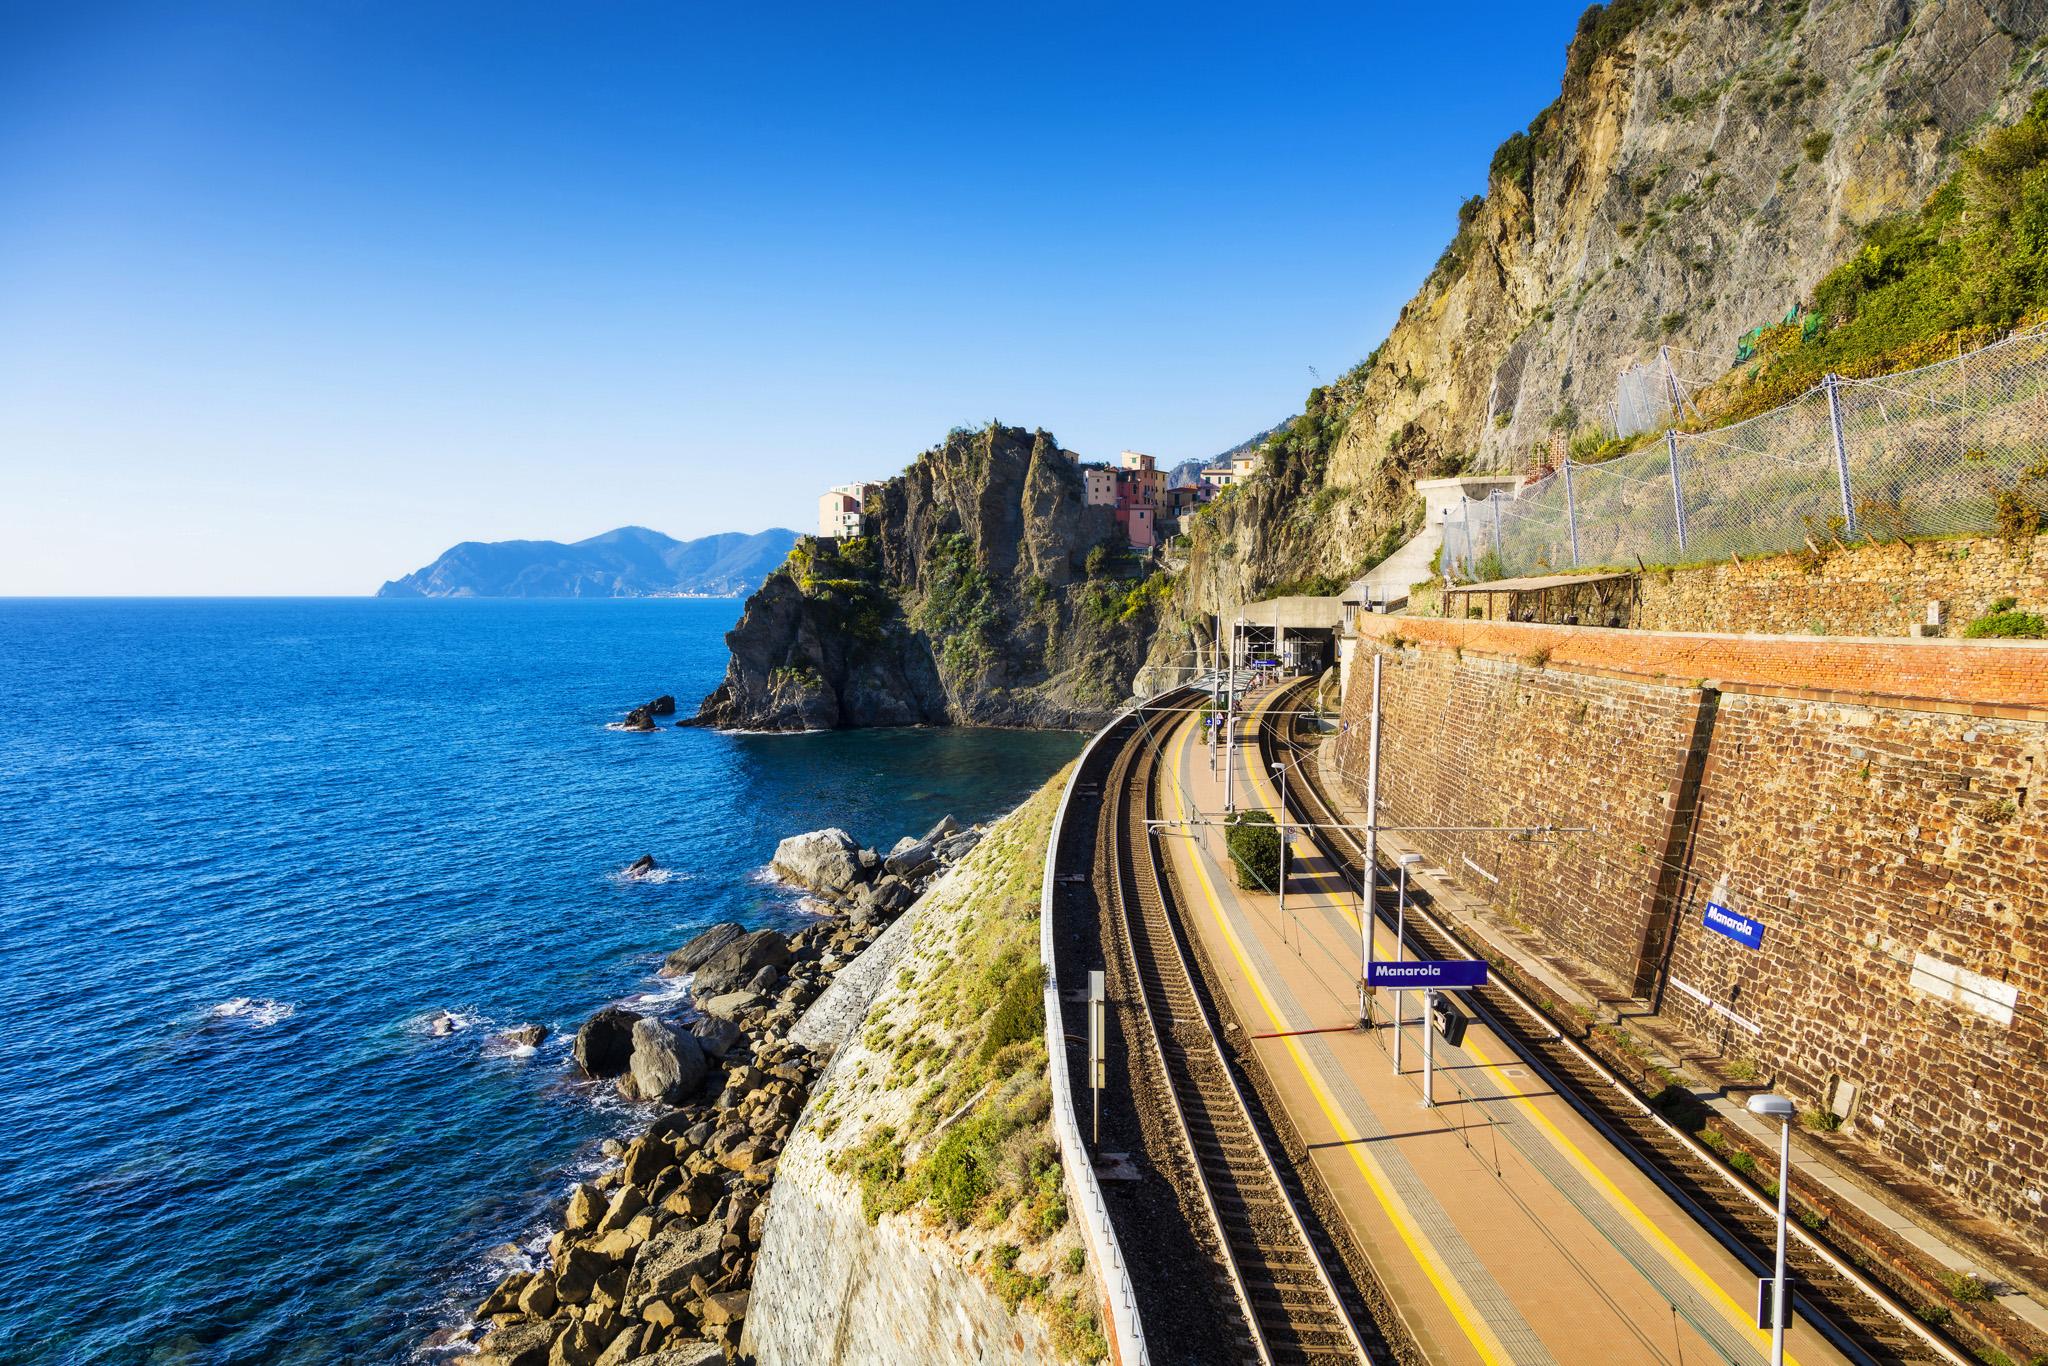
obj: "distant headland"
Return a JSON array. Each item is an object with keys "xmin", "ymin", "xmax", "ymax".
[{"xmin": 376, "ymin": 526, "xmax": 800, "ymax": 599}]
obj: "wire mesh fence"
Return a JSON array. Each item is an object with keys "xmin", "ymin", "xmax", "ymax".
[{"xmin": 1443, "ymin": 327, "xmax": 2048, "ymax": 581}]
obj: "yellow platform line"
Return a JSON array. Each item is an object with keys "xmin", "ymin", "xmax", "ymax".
[
  {"xmin": 1239, "ymin": 689, "xmax": 1793, "ymax": 1366},
  {"xmin": 1168, "ymin": 712, "xmax": 1513, "ymax": 1365}
]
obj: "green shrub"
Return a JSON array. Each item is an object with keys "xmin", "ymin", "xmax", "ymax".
[
  {"xmin": 1938, "ymin": 1270, "xmax": 1994, "ymax": 1303},
  {"xmin": 1963, "ymin": 604, "xmax": 2047, "ymax": 638},
  {"xmin": 977, "ymin": 965, "xmax": 1046, "ymax": 1063},
  {"xmin": 1225, "ymin": 810, "xmax": 1282, "ymax": 891}
]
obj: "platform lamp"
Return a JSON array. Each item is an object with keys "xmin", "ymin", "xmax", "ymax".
[
  {"xmin": 1391, "ymin": 851, "xmax": 1423, "ymax": 1074},
  {"xmin": 1746, "ymin": 1092, "xmax": 1797, "ymax": 1366}
]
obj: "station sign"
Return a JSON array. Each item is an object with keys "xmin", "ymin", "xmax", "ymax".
[
  {"xmin": 1368, "ymin": 959, "xmax": 1488, "ymax": 991},
  {"xmin": 1702, "ymin": 901, "xmax": 1765, "ymax": 951}
]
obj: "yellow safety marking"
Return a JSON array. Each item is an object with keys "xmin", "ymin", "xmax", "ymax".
[
  {"xmin": 1240, "ymin": 687, "xmax": 1797, "ymax": 1366},
  {"xmin": 1169, "ymin": 712, "xmax": 1513, "ymax": 1366}
]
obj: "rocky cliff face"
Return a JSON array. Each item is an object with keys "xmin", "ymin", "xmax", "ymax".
[
  {"xmin": 694, "ymin": 425, "xmax": 1163, "ymax": 730},
  {"xmin": 1144, "ymin": 0, "xmax": 2048, "ymax": 673}
]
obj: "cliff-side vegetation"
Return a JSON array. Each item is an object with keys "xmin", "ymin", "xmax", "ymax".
[{"xmin": 1695, "ymin": 90, "xmax": 2048, "ymax": 424}]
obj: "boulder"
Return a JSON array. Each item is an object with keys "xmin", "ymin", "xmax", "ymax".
[
  {"xmin": 922, "ymin": 813, "xmax": 960, "ymax": 843},
  {"xmin": 688, "ymin": 929, "xmax": 791, "ymax": 997},
  {"xmin": 745, "ymin": 964, "xmax": 781, "ymax": 992},
  {"xmin": 649, "ymin": 695, "xmax": 677, "ymax": 717},
  {"xmin": 881, "ymin": 838, "xmax": 933, "ymax": 878},
  {"xmin": 474, "ymin": 1320, "xmax": 561, "ymax": 1366},
  {"xmin": 564, "ymin": 1181, "xmax": 606, "ymax": 1235},
  {"xmin": 499, "ymin": 1023, "xmax": 549, "ymax": 1048},
  {"xmin": 700, "ymin": 989, "xmax": 762, "ymax": 1019},
  {"xmin": 621, "ymin": 705, "xmax": 657, "ymax": 732},
  {"xmin": 619, "ymin": 1342, "xmax": 723, "ymax": 1366},
  {"xmin": 886, "ymin": 834, "xmax": 918, "ymax": 858},
  {"xmin": 573, "ymin": 1006, "xmax": 643, "ymax": 1078},
  {"xmin": 658, "ymin": 922, "xmax": 745, "ymax": 979},
  {"xmin": 624, "ymin": 1219, "xmax": 724, "ymax": 1307},
  {"xmin": 549, "ymin": 1319, "xmax": 616, "ymax": 1366},
  {"xmin": 593, "ymin": 1326, "xmax": 648, "ymax": 1366},
  {"xmin": 628, "ymin": 1018, "xmax": 707, "ymax": 1106},
  {"xmin": 769, "ymin": 828, "xmax": 865, "ymax": 897},
  {"xmin": 623, "ymin": 854, "xmax": 659, "ymax": 878},
  {"xmin": 938, "ymin": 831, "xmax": 980, "ymax": 861},
  {"xmin": 686, "ymin": 1015, "xmax": 740, "ymax": 1060}
]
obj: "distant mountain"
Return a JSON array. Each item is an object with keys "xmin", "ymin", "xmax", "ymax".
[{"xmin": 376, "ymin": 526, "xmax": 800, "ymax": 599}]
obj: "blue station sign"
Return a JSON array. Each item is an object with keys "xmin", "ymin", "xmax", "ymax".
[
  {"xmin": 1702, "ymin": 901, "xmax": 1765, "ymax": 950},
  {"xmin": 1369, "ymin": 959, "xmax": 1489, "ymax": 990}
]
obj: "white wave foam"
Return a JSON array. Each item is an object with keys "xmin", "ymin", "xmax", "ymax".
[
  {"xmin": 206, "ymin": 997, "xmax": 296, "ymax": 1027},
  {"xmin": 408, "ymin": 1008, "xmax": 484, "ymax": 1038},
  {"xmin": 607, "ymin": 866, "xmax": 685, "ymax": 885}
]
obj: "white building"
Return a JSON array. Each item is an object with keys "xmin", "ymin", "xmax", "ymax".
[{"xmin": 817, "ymin": 483, "xmax": 874, "ymax": 538}]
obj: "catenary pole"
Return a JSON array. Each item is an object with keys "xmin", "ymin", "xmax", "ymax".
[{"xmin": 1359, "ymin": 653, "xmax": 1382, "ymax": 1030}]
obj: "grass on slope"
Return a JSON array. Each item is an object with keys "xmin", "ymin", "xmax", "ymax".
[{"xmin": 824, "ymin": 767, "xmax": 1107, "ymax": 1361}]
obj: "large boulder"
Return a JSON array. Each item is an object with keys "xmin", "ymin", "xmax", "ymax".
[
  {"xmin": 922, "ymin": 814, "xmax": 960, "ymax": 843},
  {"xmin": 689, "ymin": 929, "xmax": 792, "ymax": 997},
  {"xmin": 769, "ymin": 828, "xmax": 865, "ymax": 898},
  {"xmin": 687, "ymin": 1015, "xmax": 741, "ymax": 1060},
  {"xmin": 659, "ymin": 922, "xmax": 745, "ymax": 978},
  {"xmin": 620, "ymin": 705, "xmax": 658, "ymax": 732},
  {"xmin": 627, "ymin": 1017, "xmax": 707, "ymax": 1105},
  {"xmin": 573, "ymin": 1006, "xmax": 643, "ymax": 1078},
  {"xmin": 881, "ymin": 838, "xmax": 933, "ymax": 878},
  {"xmin": 624, "ymin": 1219, "xmax": 725, "ymax": 1309},
  {"xmin": 648, "ymin": 695, "xmax": 677, "ymax": 716},
  {"xmin": 473, "ymin": 1320, "xmax": 560, "ymax": 1366}
]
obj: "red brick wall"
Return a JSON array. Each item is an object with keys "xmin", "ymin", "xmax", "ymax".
[{"xmin": 1333, "ymin": 616, "xmax": 2048, "ymax": 1249}]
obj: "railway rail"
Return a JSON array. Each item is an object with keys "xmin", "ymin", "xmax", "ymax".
[
  {"xmin": 1254, "ymin": 676, "xmax": 1969, "ymax": 1366},
  {"xmin": 1100, "ymin": 692, "xmax": 1381, "ymax": 1366}
]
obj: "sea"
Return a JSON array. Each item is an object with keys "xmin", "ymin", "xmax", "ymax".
[{"xmin": 0, "ymin": 598, "xmax": 1085, "ymax": 1365}]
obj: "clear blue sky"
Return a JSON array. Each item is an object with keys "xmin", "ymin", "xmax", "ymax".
[{"xmin": 1, "ymin": 1, "xmax": 1588, "ymax": 594}]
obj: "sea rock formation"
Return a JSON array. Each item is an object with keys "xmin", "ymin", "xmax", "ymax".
[
  {"xmin": 692, "ymin": 424, "xmax": 1160, "ymax": 730},
  {"xmin": 768, "ymin": 828, "xmax": 864, "ymax": 898},
  {"xmin": 573, "ymin": 1007, "xmax": 643, "ymax": 1079}
]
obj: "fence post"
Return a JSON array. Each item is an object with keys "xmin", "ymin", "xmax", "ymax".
[
  {"xmin": 1489, "ymin": 492, "xmax": 1504, "ymax": 572},
  {"xmin": 1666, "ymin": 430, "xmax": 1689, "ymax": 553},
  {"xmin": 1562, "ymin": 459, "xmax": 1581, "ymax": 566},
  {"xmin": 1824, "ymin": 373, "xmax": 1858, "ymax": 534}
]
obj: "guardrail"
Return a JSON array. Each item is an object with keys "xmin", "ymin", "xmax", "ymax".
[{"xmin": 1040, "ymin": 700, "xmax": 1151, "ymax": 1366}]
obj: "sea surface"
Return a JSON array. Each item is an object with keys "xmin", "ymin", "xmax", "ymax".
[{"xmin": 0, "ymin": 598, "xmax": 1084, "ymax": 1365}]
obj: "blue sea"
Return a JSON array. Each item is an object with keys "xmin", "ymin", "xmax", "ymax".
[{"xmin": 0, "ymin": 598, "xmax": 1083, "ymax": 1365}]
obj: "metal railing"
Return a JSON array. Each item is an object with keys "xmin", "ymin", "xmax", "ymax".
[{"xmin": 1444, "ymin": 327, "xmax": 2048, "ymax": 581}]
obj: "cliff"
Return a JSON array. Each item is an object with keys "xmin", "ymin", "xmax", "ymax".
[
  {"xmin": 378, "ymin": 526, "xmax": 799, "ymax": 598},
  {"xmin": 693, "ymin": 424, "xmax": 1166, "ymax": 730},
  {"xmin": 1145, "ymin": 0, "xmax": 2048, "ymax": 670}
]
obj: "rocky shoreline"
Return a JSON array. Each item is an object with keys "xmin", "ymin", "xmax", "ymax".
[{"xmin": 457, "ymin": 817, "xmax": 983, "ymax": 1366}]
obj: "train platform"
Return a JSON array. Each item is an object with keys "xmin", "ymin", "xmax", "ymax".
[{"xmin": 1142, "ymin": 686, "xmax": 1853, "ymax": 1366}]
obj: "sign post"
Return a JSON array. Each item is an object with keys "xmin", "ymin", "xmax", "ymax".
[
  {"xmin": 1370, "ymin": 960, "xmax": 1488, "ymax": 1105},
  {"xmin": 1088, "ymin": 970, "xmax": 1106, "ymax": 1145}
]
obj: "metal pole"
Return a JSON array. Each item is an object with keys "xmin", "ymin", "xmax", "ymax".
[
  {"xmin": 1661, "ymin": 344, "xmax": 1684, "ymax": 417},
  {"xmin": 1223, "ymin": 619, "xmax": 1237, "ymax": 813},
  {"xmin": 1360, "ymin": 655, "xmax": 1382, "ymax": 1029},
  {"xmin": 1422, "ymin": 989, "xmax": 1436, "ymax": 1107},
  {"xmin": 1489, "ymin": 492, "xmax": 1504, "ymax": 568},
  {"xmin": 1667, "ymin": 430, "xmax": 1689, "ymax": 552},
  {"xmin": 1772, "ymin": 1118, "xmax": 1790, "ymax": 1366},
  {"xmin": 1088, "ymin": 970, "xmax": 1105, "ymax": 1147},
  {"xmin": 1275, "ymin": 764, "xmax": 1289, "ymax": 942},
  {"xmin": 1562, "ymin": 458, "xmax": 1581, "ymax": 566},
  {"xmin": 1393, "ymin": 867, "xmax": 1407, "ymax": 1076},
  {"xmin": 1825, "ymin": 373, "xmax": 1857, "ymax": 534}
]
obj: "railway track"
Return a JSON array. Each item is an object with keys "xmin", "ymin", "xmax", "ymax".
[
  {"xmin": 1254, "ymin": 677, "xmax": 1967, "ymax": 1366},
  {"xmin": 1100, "ymin": 696, "xmax": 1378, "ymax": 1366}
]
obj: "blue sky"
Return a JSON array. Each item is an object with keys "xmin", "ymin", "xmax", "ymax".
[{"xmin": 1, "ymin": 1, "xmax": 1589, "ymax": 594}]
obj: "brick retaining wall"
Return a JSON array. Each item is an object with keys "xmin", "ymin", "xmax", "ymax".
[{"xmin": 1334, "ymin": 616, "xmax": 2048, "ymax": 1249}]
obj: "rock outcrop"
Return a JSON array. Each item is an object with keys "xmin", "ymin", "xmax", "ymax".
[
  {"xmin": 692, "ymin": 424, "xmax": 1161, "ymax": 730},
  {"xmin": 768, "ymin": 828, "xmax": 864, "ymax": 898},
  {"xmin": 573, "ymin": 1007, "xmax": 643, "ymax": 1079}
]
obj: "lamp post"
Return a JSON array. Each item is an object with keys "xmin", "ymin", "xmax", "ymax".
[
  {"xmin": 1747, "ymin": 1092, "xmax": 1797, "ymax": 1366},
  {"xmin": 1392, "ymin": 851, "xmax": 1423, "ymax": 1074}
]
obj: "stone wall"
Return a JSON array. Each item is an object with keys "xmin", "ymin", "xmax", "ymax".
[
  {"xmin": 1635, "ymin": 536, "xmax": 2048, "ymax": 637},
  {"xmin": 1332, "ymin": 615, "xmax": 2048, "ymax": 1250}
]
